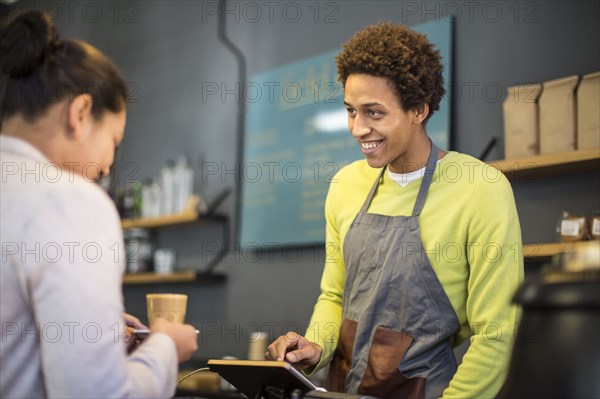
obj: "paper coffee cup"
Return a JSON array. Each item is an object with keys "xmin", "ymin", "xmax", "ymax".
[
  {"xmin": 146, "ymin": 293, "xmax": 187, "ymax": 327},
  {"xmin": 247, "ymin": 331, "xmax": 268, "ymax": 361}
]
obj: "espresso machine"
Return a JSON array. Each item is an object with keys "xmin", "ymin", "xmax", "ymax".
[{"xmin": 499, "ymin": 242, "xmax": 600, "ymax": 399}]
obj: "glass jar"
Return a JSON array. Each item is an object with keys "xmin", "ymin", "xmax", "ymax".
[
  {"xmin": 121, "ymin": 181, "xmax": 142, "ymax": 219},
  {"xmin": 123, "ymin": 228, "xmax": 153, "ymax": 273},
  {"xmin": 153, "ymin": 248, "xmax": 176, "ymax": 274}
]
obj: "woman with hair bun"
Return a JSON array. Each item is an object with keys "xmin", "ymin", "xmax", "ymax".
[
  {"xmin": 0, "ymin": 11, "xmax": 198, "ymax": 398},
  {"xmin": 267, "ymin": 22, "xmax": 523, "ymax": 399}
]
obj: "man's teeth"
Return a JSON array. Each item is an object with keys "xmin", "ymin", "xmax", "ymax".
[{"xmin": 361, "ymin": 141, "xmax": 382, "ymax": 149}]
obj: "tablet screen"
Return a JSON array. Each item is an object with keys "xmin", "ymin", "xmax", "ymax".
[{"xmin": 207, "ymin": 359, "xmax": 322, "ymax": 398}]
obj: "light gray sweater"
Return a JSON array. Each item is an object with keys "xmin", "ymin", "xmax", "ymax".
[{"xmin": 0, "ymin": 136, "xmax": 178, "ymax": 398}]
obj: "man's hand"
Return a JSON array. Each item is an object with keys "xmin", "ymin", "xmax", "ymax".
[{"xmin": 266, "ymin": 332, "xmax": 323, "ymax": 369}]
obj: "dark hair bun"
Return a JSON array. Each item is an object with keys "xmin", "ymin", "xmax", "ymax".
[{"xmin": 0, "ymin": 11, "xmax": 60, "ymax": 78}]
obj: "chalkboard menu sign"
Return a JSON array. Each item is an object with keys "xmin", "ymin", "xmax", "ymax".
[{"xmin": 240, "ymin": 19, "xmax": 452, "ymax": 247}]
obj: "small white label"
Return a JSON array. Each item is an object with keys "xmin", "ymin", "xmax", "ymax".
[
  {"xmin": 593, "ymin": 219, "xmax": 600, "ymax": 236},
  {"xmin": 561, "ymin": 220, "xmax": 580, "ymax": 237}
]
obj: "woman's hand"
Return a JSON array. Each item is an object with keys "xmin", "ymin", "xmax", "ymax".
[
  {"xmin": 123, "ymin": 313, "xmax": 147, "ymax": 353},
  {"xmin": 123, "ymin": 312, "xmax": 147, "ymax": 330},
  {"xmin": 150, "ymin": 318, "xmax": 199, "ymax": 363},
  {"xmin": 266, "ymin": 332, "xmax": 323, "ymax": 369}
]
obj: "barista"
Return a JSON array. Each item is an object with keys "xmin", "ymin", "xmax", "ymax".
[{"xmin": 267, "ymin": 21, "xmax": 524, "ymax": 399}]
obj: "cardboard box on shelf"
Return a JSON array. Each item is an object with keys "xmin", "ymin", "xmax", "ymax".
[
  {"xmin": 577, "ymin": 71, "xmax": 600, "ymax": 150},
  {"xmin": 503, "ymin": 83, "xmax": 542, "ymax": 159},
  {"xmin": 539, "ymin": 75, "xmax": 579, "ymax": 154}
]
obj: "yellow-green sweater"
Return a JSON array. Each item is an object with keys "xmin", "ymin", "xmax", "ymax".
[{"xmin": 305, "ymin": 151, "xmax": 524, "ymax": 399}]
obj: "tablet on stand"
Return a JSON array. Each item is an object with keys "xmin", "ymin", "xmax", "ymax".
[{"xmin": 207, "ymin": 359, "xmax": 322, "ymax": 398}]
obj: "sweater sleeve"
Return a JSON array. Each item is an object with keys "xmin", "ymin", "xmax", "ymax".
[
  {"xmin": 29, "ymin": 184, "xmax": 178, "ymax": 399},
  {"xmin": 441, "ymin": 175, "xmax": 524, "ymax": 399},
  {"xmin": 304, "ymin": 179, "xmax": 345, "ymax": 375}
]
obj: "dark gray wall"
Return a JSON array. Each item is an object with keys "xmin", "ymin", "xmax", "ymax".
[{"xmin": 11, "ymin": 0, "xmax": 599, "ymax": 361}]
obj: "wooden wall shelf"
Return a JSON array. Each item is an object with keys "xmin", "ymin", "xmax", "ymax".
[
  {"xmin": 123, "ymin": 270, "xmax": 197, "ymax": 285},
  {"xmin": 121, "ymin": 212, "xmax": 226, "ymax": 229},
  {"xmin": 123, "ymin": 270, "xmax": 228, "ymax": 285},
  {"xmin": 489, "ymin": 148, "xmax": 600, "ymax": 181},
  {"xmin": 121, "ymin": 212, "xmax": 198, "ymax": 229},
  {"xmin": 523, "ymin": 241, "xmax": 599, "ymax": 260},
  {"xmin": 523, "ymin": 242, "xmax": 572, "ymax": 259},
  {"xmin": 489, "ymin": 149, "xmax": 599, "ymax": 262}
]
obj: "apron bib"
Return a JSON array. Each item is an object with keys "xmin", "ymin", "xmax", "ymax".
[{"xmin": 325, "ymin": 141, "xmax": 461, "ymax": 399}]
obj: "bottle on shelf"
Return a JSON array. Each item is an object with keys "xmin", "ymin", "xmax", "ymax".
[
  {"xmin": 121, "ymin": 155, "xmax": 198, "ymax": 222},
  {"xmin": 160, "ymin": 159, "xmax": 176, "ymax": 216},
  {"xmin": 173, "ymin": 156, "xmax": 194, "ymax": 214},
  {"xmin": 590, "ymin": 211, "xmax": 600, "ymax": 240},
  {"xmin": 141, "ymin": 179, "xmax": 161, "ymax": 218}
]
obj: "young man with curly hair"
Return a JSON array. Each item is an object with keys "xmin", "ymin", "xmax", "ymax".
[{"xmin": 268, "ymin": 22, "xmax": 523, "ymax": 399}]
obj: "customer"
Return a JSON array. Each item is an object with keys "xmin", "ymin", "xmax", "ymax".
[
  {"xmin": 267, "ymin": 21, "xmax": 524, "ymax": 399},
  {"xmin": 0, "ymin": 11, "xmax": 198, "ymax": 398}
]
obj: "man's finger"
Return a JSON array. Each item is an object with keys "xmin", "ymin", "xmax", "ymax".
[
  {"xmin": 269, "ymin": 334, "xmax": 300, "ymax": 361},
  {"xmin": 285, "ymin": 345, "xmax": 315, "ymax": 363},
  {"xmin": 274, "ymin": 340, "xmax": 293, "ymax": 361}
]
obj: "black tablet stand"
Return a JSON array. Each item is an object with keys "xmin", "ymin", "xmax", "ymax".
[
  {"xmin": 256, "ymin": 387, "xmax": 378, "ymax": 399},
  {"xmin": 255, "ymin": 386, "xmax": 303, "ymax": 399}
]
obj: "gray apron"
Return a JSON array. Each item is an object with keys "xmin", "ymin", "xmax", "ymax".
[{"xmin": 325, "ymin": 141, "xmax": 461, "ymax": 399}]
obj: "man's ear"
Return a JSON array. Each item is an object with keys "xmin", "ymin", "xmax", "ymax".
[
  {"xmin": 413, "ymin": 103, "xmax": 430, "ymax": 124},
  {"xmin": 67, "ymin": 94, "xmax": 94, "ymax": 140}
]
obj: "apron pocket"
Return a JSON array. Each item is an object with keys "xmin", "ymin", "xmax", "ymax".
[
  {"xmin": 358, "ymin": 325, "xmax": 426, "ymax": 399},
  {"xmin": 325, "ymin": 318, "xmax": 357, "ymax": 392}
]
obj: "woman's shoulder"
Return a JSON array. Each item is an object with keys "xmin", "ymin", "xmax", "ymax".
[
  {"xmin": 50, "ymin": 174, "xmax": 119, "ymax": 220},
  {"xmin": 20, "ymin": 170, "xmax": 120, "ymax": 234}
]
